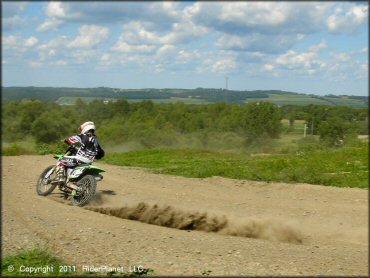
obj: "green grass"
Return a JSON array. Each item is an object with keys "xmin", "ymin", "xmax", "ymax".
[
  {"xmin": 2, "ymin": 142, "xmax": 36, "ymax": 156},
  {"xmin": 56, "ymin": 97, "xmax": 115, "ymax": 105},
  {"xmin": 1, "ymin": 248, "xmax": 74, "ymax": 276},
  {"xmin": 322, "ymin": 96, "xmax": 367, "ymax": 108},
  {"xmin": 1, "ymin": 248, "xmax": 154, "ymax": 277},
  {"xmin": 56, "ymin": 93, "xmax": 366, "ymax": 107},
  {"xmin": 245, "ymin": 93, "xmax": 367, "ymax": 107},
  {"xmin": 127, "ymin": 97, "xmax": 211, "ymax": 105},
  {"xmin": 104, "ymin": 145, "xmax": 368, "ymax": 188}
]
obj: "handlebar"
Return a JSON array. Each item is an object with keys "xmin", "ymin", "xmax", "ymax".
[{"xmin": 65, "ymin": 145, "xmax": 78, "ymax": 156}]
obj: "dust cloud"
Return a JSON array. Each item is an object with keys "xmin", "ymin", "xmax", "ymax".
[{"xmin": 86, "ymin": 202, "xmax": 303, "ymax": 244}]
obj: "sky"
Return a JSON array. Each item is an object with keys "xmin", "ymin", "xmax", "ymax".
[{"xmin": 2, "ymin": 1, "xmax": 369, "ymax": 96}]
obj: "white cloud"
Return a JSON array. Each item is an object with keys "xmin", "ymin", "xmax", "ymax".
[
  {"xmin": 2, "ymin": 2, "xmax": 29, "ymax": 31},
  {"xmin": 24, "ymin": 37, "xmax": 39, "ymax": 47},
  {"xmin": 112, "ymin": 40, "xmax": 156, "ymax": 54},
  {"xmin": 327, "ymin": 4, "xmax": 368, "ymax": 33},
  {"xmin": 48, "ymin": 49, "xmax": 56, "ymax": 57},
  {"xmin": 100, "ymin": 53, "xmax": 110, "ymax": 62},
  {"xmin": 98, "ymin": 53, "xmax": 113, "ymax": 68},
  {"xmin": 37, "ymin": 2, "xmax": 182, "ymax": 33},
  {"xmin": 264, "ymin": 64, "xmax": 275, "ymax": 71},
  {"xmin": 359, "ymin": 48, "xmax": 368, "ymax": 54},
  {"xmin": 54, "ymin": 60, "xmax": 69, "ymax": 66},
  {"xmin": 216, "ymin": 33, "xmax": 300, "ymax": 53},
  {"xmin": 46, "ymin": 2, "xmax": 66, "ymax": 17},
  {"xmin": 3, "ymin": 35, "xmax": 18, "ymax": 48},
  {"xmin": 156, "ymin": 44, "xmax": 177, "ymax": 57},
  {"xmin": 3, "ymin": 35, "xmax": 39, "ymax": 58},
  {"xmin": 330, "ymin": 52, "xmax": 351, "ymax": 62},
  {"xmin": 196, "ymin": 55, "xmax": 237, "ymax": 75},
  {"xmin": 37, "ymin": 2, "xmax": 70, "ymax": 32},
  {"xmin": 276, "ymin": 50, "xmax": 319, "ymax": 70},
  {"xmin": 357, "ymin": 63, "xmax": 368, "ymax": 78},
  {"xmin": 29, "ymin": 60, "xmax": 43, "ymax": 68},
  {"xmin": 125, "ymin": 22, "xmax": 159, "ymax": 44},
  {"xmin": 296, "ymin": 34, "xmax": 305, "ymax": 41},
  {"xmin": 308, "ymin": 69, "xmax": 316, "ymax": 76},
  {"xmin": 271, "ymin": 46, "xmax": 329, "ymax": 77},
  {"xmin": 35, "ymin": 34, "xmax": 101, "ymax": 65},
  {"xmin": 190, "ymin": 2, "xmax": 333, "ymax": 34},
  {"xmin": 309, "ymin": 41, "xmax": 328, "ymax": 53},
  {"xmin": 177, "ymin": 49, "xmax": 201, "ymax": 61},
  {"xmin": 219, "ymin": 2, "xmax": 287, "ymax": 27},
  {"xmin": 161, "ymin": 21, "xmax": 208, "ymax": 45},
  {"xmin": 37, "ymin": 18, "xmax": 63, "ymax": 32},
  {"xmin": 70, "ymin": 49, "xmax": 96, "ymax": 64},
  {"xmin": 3, "ymin": 16, "xmax": 29, "ymax": 32},
  {"xmin": 212, "ymin": 59, "xmax": 236, "ymax": 74},
  {"xmin": 37, "ymin": 36, "xmax": 70, "ymax": 51},
  {"xmin": 67, "ymin": 25, "xmax": 109, "ymax": 48}
]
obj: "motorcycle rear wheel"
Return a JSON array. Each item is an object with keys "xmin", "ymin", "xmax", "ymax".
[
  {"xmin": 71, "ymin": 175, "xmax": 96, "ymax": 207},
  {"xmin": 36, "ymin": 165, "xmax": 57, "ymax": 196}
]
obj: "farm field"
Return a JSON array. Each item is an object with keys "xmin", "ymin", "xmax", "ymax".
[{"xmin": 245, "ymin": 93, "xmax": 366, "ymax": 107}]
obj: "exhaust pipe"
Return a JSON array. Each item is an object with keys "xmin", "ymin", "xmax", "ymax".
[{"xmin": 95, "ymin": 174, "xmax": 104, "ymax": 181}]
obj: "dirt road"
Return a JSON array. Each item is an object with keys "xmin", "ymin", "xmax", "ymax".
[{"xmin": 2, "ymin": 155, "xmax": 368, "ymax": 276}]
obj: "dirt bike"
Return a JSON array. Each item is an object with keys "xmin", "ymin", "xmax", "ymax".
[{"xmin": 36, "ymin": 145, "xmax": 105, "ymax": 206}]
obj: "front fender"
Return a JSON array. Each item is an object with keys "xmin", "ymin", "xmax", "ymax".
[{"xmin": 69, "ymin": 165, "xmax": 105, "ymax": 180}]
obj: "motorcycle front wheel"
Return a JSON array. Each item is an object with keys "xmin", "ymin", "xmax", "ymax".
[
  {"xmin": 36, "ymin": 165, "xmax": 57, "ymax": 196},
  {"xmin": 71, "ymin": 175, "xmax": 96, "ymax": 207}
]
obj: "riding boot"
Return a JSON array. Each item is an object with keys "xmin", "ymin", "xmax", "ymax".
[{"xmin": 56, "ymin": 166, "xmax": 66, "ymax": 183}]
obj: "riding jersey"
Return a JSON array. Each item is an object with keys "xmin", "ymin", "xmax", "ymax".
[{"xmin": 65, "ymin": 134, "xmax": 103, "ymax": 164}]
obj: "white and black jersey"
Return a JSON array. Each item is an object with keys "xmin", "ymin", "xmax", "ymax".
[{"xmin": 65, "ymin": 134, "xmax": 103, "ymax": 164}]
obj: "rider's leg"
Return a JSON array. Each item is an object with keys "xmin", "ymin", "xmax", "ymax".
[
  {"xmin": 56, "ymin": 157, "xmax": 78, "ymax": 183},
  {"xmin": 55, "ymin": 163, "xmax": 66, "ymax": 183}
]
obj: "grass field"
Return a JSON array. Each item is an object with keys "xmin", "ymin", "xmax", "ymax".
[
  {"xmin": 56, "ymin": 97, "xmax": 116, "ymax": 105},
  {"xmin": 103, "ymin": 145, "xmax": 368, "ymax": 188},
  {"xmin": 1, "ymin": 248, "xmax": 73, "ymax": 276},
  {"xmin": 245, "ymin": 93, "xmax": 367, "ymax": 107},
  {"xmin": 127, "ymin": 97, "xmax": 211, "ymax": 105},
  {"xmin": 56, "ymin": 96, "xmax": 212, "ymax": 105},
  {"xmin": 55, "ymin": 94, "xmax": 367, "ymax": 107}
]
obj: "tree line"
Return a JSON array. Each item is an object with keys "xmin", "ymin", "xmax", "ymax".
[{"xmin": 2, "ymin": 98, "xmax": 368, "ymax": 149}]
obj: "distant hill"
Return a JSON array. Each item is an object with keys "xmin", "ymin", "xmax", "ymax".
[{"xmin": 2, "ymin": 86, "xmax": 368, "ymax": 108}]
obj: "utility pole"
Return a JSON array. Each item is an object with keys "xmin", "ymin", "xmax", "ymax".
[
  {"xmin": 311, "ymin": 118, "xmax": 314, "ymax": 135},
  {"xmin": 304, "ymin": 124, "xmax": 307, "ymax": 137},
  {"xmin": 225, "ymin": 76, "xmax": 229, "ymax": 90}
]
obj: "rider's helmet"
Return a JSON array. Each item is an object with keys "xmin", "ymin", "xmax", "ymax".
[{"xmin": 80, "ymin": 121, "xmax": 96, "ymax": 135}]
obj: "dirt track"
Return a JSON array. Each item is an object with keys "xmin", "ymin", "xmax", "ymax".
[{"xmin": 2, "ymin": 155, "xmax": 368, "ymax": 276}]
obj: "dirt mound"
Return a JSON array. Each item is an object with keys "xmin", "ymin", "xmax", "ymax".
[{"xmin": 86, "ymin": 202, "xmax": 303, "ymax": 244}]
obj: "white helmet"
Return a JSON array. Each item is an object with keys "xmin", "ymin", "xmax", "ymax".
[{"xmin": 80, "ymin": 121, "xmax": 96, "ymax": 134}]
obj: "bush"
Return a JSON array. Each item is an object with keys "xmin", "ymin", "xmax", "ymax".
[
  {"xmin": 318, "ymin": 117, "xmax": 353, "ymax": 147},
  {"xmin": 36, "ymin": 141, "xmax": 68, "ymax": 155},
  {"xmin": 31, "ymin": 111, "xmax": 73, "ymax": 144},
  {"xmin": 2, "ymin": 143, "xmax": 34, "ymax": 156}
]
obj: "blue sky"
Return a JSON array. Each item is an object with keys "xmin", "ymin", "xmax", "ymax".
[{"xmin": 2, "ymin": 1, "xmax": 369, "ymax": 96}]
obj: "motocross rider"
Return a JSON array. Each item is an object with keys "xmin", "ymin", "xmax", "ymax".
[{"xmin": 55, "ymin": 121, "xmax": 105, "ymax": 183}]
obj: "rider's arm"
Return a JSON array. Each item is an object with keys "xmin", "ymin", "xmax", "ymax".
[{"xmin": 64, "ymin": 135, "xmax": 82, "ymax": 145}]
